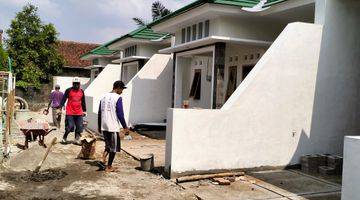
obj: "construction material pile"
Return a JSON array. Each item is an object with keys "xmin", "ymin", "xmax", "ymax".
[{"xmin": 301, "ymin": 154, "xmax": 343, "ymax": 175}]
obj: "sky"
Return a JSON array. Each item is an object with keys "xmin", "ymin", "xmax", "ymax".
[{"xmin": 0, "ymin": 0, "xmax": 194, "ymax": 44}]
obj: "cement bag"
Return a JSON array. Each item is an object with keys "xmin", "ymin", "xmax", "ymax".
[{"xmin": 77, "ymin": 133, "xmax": 97, "ymax": 160}]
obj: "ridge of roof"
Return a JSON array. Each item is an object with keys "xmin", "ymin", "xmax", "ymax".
[{"xmin": 149, "ymin": 0, "xmax": 289, "ymax": 27}]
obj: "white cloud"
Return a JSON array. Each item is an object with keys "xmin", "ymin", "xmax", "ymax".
[{"xmin": 0, "ymin": 0, "xmax": 195, "ymax": 43}]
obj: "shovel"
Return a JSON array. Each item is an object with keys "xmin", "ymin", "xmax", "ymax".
[{"xmin": 34, "ymin": 137, "xmax": 57, "ymax": 173}]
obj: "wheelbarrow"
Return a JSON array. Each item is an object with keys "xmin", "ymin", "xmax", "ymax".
[{"xmin": 17, "ymin": 119, "xmax": 56, "ymax": 149}]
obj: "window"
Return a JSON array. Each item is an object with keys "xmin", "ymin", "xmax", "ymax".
[
  {"xmin": 124, "ymin": 45, "xmax": 137, "ymax": 57},
  {"xmin": 181, "ymin": 28, "xmax": 186, "ymax": 43},
  {"xmin": 92, "ymin": 58, "xmax": 99, "ymax": 65},
  {"xmin": 186, "ymin": 27, "xmax": 191, "ymax": 42},
  {"xmin": 192, "ymin": 24, "xmax": 197, "ymax": 41},
  {"xmin": 198, "ymin": 22, "xmax": 203, "ymax": 39},
  {"xmin": 242, "ymin": 65, "xmax": 254, "ymax": 80},
  {"xmin": 189, "ymin": 69, "xmax": 201, "ymax": 100},
  {"xmin": 204, "ymin": 20, "xmax": 210, "ymax": 37}
]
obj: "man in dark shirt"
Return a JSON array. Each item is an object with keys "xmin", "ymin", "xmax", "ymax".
[
  {"xmin": 60, "ymin": 77, "xmax": 86, "ymax": 144},
  {"xmin": 46, "ymin": 84, "xmax": 64, "ymax": 128}
]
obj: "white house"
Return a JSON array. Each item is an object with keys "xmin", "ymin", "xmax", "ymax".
[
  {"xmin": 107, "ymin": 26, "xmax": 171, "ymax": 84},
  {"xmin": 148, "ymin": 0, "xmax": 343, "ymax": 177},
  {"xmin": 80, "ymin": 43, "xmax": 119, "ymax": 83},
  {"xmin": 84, "ymin": 26, "xmax": 173, "ymax": 132}
]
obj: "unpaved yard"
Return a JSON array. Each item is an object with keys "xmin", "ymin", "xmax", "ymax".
[{"xmin": 0, "ymin": 110, "xmax": 342, "ymax": 200}]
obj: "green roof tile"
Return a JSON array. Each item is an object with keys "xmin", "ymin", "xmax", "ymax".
[
  {"xmin": 81, "ymin": 39, "xmax": 119, "ymax": 59},
  {"xmin": 149, "ymin": 0, "xmax": 288, "ymax": 26},
  {"xmin": 105, "ymin": 26, "xmax": 170, "ymax": 48}
]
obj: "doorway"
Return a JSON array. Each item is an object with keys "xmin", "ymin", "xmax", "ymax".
[{"xmin": 225, "ymin": 66, "xmax": 237, "ymax": 101}]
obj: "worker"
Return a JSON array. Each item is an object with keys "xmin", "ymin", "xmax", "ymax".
[
  {"xmin": 60, "ymin": 77, "xmax": 86, "ymax": 144},
  {"xmin": 98, "ymin": 80, "xmax": 129, "ymax": 172},
  {"xmin": 45, "ymin": 84, "xmax": 64, "ymax": 128}
]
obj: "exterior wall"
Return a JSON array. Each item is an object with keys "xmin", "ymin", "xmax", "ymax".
[
  {"xmin": 84, "ymin": 64, "xmax": 122, "ymax": 132},
  {"xmin": 122, "ymin": 62, "xmax": 139, "ymax": 84},
  {"xmin": 309, "ymin": 0, "xmax": 360, "ymax": 156},
  {"xmin": 53, "ymin": 76, "xmax": 90, "ymax": 93},
  {"xmin": 223, "ymin": 44, "xmax": 267, "ymax": 103},
  {"xmin": 166, "ymin": 23, "xmax": 322, "ymax": 177},
  {"xmin": 180, "ymin": 56, "xmax": 213, "ymax": 109},
  {"xmin": 137, "ymin": 44, "xmax": 168, "ymax": 58},
  {"xmin": 58, "ymin": 68, "xmax": 90, "ymax": 77},
  {"xmin": 213, "ymin": 17, "xmax": 288, "ymax": 42},
  {"xmin": 121, "ymin": 54, "xmax": 173, "ymax": 125},
  {"xmin": 342, "ymin": 136, "xmax": 360, "ymax": 200}
]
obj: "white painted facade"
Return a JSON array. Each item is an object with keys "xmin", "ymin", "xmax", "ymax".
[
  {"xmin": 166, "ymin": 22, "xmax": 323, "ymax": 177},
  {"xmin": 121, "ymin": 54, "xmax": 173, "ymax": 125},
  {"xmin": 109, "ymin": 39, "xmax": 170, "ymax": 85},
  {"xmin": 342, "ymin": 136, "xmax": 360, "ymax": 200},
  {"xmin": 84, "ymin": 64, "xmax": 122, "ymax": 132},
  {"xmin": 53, "ymin": 76, "xmax": 90, "ymax": 92}
]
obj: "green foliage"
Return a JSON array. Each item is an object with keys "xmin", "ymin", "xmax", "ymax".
[
  {"xmin": 6, "ymin": 4, "xmax": 64, "ymax": 89},
  {"xmin": 133, "ymin": 1, "xmax": 171, "ymax": 27},
  {"xmin": 0, "ymin": 43, "xmax": 8, "ymax": 71}
]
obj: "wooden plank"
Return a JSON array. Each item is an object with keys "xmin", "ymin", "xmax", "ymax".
[{"xmin": 176, "ymin": 172, "xmax": 245, "ymax": 183}]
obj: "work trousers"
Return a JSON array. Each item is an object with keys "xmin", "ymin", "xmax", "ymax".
[{"xmin": 64, "ymin": 115, "xmax": 83, "ymax": 140}]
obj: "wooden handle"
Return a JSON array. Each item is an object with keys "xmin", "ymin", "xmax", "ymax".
[{"xmin": 34, "ymin": 137, "xmax": 57, "ymax": 173}]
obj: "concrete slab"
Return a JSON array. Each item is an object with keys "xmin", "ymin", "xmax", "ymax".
[
  {"xmin": 122, "ymin": 138, "xmax": 166, "ymax": 167},
  {"xmin": 180, "ymin": 179, "xmax": 282, "ymax": 200},
  {"xmin": 248, "ymin": 170, "xmax": 340, "ymax": 197}
]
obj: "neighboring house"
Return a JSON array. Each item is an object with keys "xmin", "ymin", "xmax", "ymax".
[
  {"xmin": 147, "ymin": 0, "xmax": 339, "ymax": 177},
  {"xmin": 107, "ymin": 26, "xmax": 171, "ymax": 84},
  {"xmin": 80, "ymin": 43, "xmax": 119, "ymax": 82},
  {"xmin": 84, "ymin": 26, "xmax": 173, "ymax": 132},
  {"xmin": 57, "ymin": 41, "xmax": 98, "ymax": 77},
  {"xmin": 55, "ymin": 41, "xmax": 98, "ymax": 91}
]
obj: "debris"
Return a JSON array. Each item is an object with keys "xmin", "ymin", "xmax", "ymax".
[
  {"xmin": 213, "ymin": 178, "xmax": 231, "ymax": 185},
  {"xmin": 124, "ymin": 135, "xmax": 133, "ymax": 140},
  {"xmin": 28, "ymin": 169, "xmax": 68, "ymax": 182},
  {"xmin": 225, "ymin": 176, "xmax": 236, "ymax": 182},
  {"xmin": 77, "ymin": 133, "xmax": 97, "ymax": 160},
  {"xmin": 176, "ymin": 172, "xmax": 245, "ymax": 183},
  {"xmin": 34, "ymin": 137, "xmax": 57, "ymax": 173}
]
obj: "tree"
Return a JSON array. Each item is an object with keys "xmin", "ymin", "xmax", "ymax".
[
  {"xmin": 6, "ymin": 4, "xmax": 64, "ymax": 89},
  {"xmin": 132, "ymin": 1, "xmax": 171, "ymax": 27},
  {"xmin": 0, "ymin": 43, "xmax": 8, "ymax": 71}
]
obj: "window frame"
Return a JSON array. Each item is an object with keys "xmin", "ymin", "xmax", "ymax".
[{"xmin": 189, "ymin": 69, "xmax": 202, "ymax": 100}]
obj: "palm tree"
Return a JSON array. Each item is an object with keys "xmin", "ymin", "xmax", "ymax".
[{"xmin": 132, "ymin": 1, "xmax": 171, "ymax": 27}]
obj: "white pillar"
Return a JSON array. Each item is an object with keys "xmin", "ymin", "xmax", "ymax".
[{"xmin": 342, "ymin": 136, "xmax": 360, "ymax": 200}]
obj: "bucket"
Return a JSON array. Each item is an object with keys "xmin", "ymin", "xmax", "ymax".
[{"xmin": 140, "ymin": 154, "xmax": 154, "ymax": 171}]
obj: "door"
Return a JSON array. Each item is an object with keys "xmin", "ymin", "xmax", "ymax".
[{"xmin": 225, "ymin": 66, "xmax": 237, "ymax": 101}]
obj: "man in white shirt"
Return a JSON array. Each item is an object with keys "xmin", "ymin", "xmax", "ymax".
[{"xmin": 98, "ymin": 80, "xmax": 129, "ymax": 172}]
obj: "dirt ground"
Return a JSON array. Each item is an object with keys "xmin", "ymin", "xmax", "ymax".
[{"xmin": 0, "ymin": 110, "xmax": 342, "ymax": 200}]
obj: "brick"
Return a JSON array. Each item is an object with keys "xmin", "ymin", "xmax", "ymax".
[
  {"xmin": 319, "ymin": 166, "xmax": 336, "ymax": 175},
  {"xmin": 213, "ymin": 178, "xmax": 231, "ymax": 185}
]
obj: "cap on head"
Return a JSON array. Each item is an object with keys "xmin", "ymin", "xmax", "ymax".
[
  {"xmin": 113, "ymin": 80, "xmax": 127, "ymax": 90},
  {"xmin": 55, "ymin": 84, "xmax": 60, "ymax": 89},
  {"xmin": 72, "ymin": 77, "xmax": 81, "ymax": 83}
]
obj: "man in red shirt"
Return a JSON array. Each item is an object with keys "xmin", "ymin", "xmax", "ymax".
[{"xmin": 60, "ymin": 77, "xmax": 86, "ymax": 144}]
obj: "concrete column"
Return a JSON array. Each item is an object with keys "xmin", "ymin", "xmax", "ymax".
[
  {"xmin": 314, "ymin": 0, "xmax": 326, "ymax": 24},
  {"xmin": 171, "ymin": 52, "xmax": 176, "ymax": 108},
  {"xmin": 213, "ymin": 42, "xmax": 226, "ymax": 109},
  {"xmin": 310, "ymin": 0, "xmax": 360, "ymax": 154}
]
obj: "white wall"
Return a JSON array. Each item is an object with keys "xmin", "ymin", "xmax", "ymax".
[
  {"xmin": 53, "ymin": 76, "xmax": 90, "ymax": 92},
  {"xmin": 138, "ymin": 44, "xmax": 168, "ymax": 58},
  {"xmin": 121, "ymin": 54, "xmax": 173, "ymax": 126},
  {"xmin": 166, "ymin": 23, "xmax": 323, "ymax": 177},
  {"xmin": 122, "ymin": 62, "xmax": 139, "ymax": 85},
  {"xmin": 178, "ymin": 56, "xmax": 213, "ymax": 109},
  {"xmin": 309, "ymin": 0, "xmax": 360, "ymax": 159},
  {"xmin": 223, "ymin": 44, "xmax": 267, "ymax": 102},
  {"xmin": 84, "ymin": 64, "xmax": 122, "ymax": 132},
  {"xmin": 342, "ymin": 136, "xmax": 360, "ymax": 200}
]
